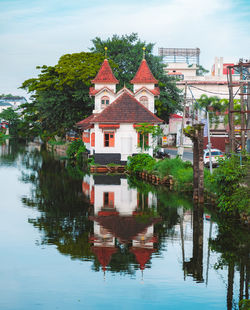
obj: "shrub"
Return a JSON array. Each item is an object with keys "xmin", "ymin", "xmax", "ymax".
[
  {"xmin": 127, "ymin": 154, "xmax": 156, "ymax": 173},
  {"xmin": 66, "ymin": 140, "xmax": 86, "ymax": 161},
  {"xmin": 208, "ymin": 154, "xmax": 250, "ymax": 215}
]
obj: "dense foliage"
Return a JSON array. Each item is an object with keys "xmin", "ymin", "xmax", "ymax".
[
  {"xmin": 0, "ymin": 107, "xmax": 21, "ymax": 137},
  {"xmin": 20, "ymin": 52, "xmax": 105, "ymax": 138},
  {"xmin": 127, "ymin": 153, "xmax": 156, "ymax": 173},
  {"xmin": 209, "ymin": 154, "xmax": 250, "ymax": 215},
  {"xmin": 197, "ymin": 94, "xmax": 242, "ymax": 128},
  {"xmin": 91, "ymin": 33, "xmax": 182, "ymax": 121},
  {"xmin": 66, "ymin": 139, "xmax": 87, "ymax": 162},
  {"xmin": 127, "ymin": 154, "xmax": 194, "ymax": 191}
]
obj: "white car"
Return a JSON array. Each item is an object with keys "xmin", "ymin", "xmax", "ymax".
[{"xmin": 203, "ymin": 149, "xmax": 224, "ymax": 167}]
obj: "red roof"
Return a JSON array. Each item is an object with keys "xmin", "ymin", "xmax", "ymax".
[
  {"xmin": 130, "ymin": 247, "xmax": 156, "ymax": 270},
  {"xmin": 135, "ymin": 86, "xmax": 160, "ymax": 96},
  {"xmin": 92, "ymin": 91, "xmax": 163, "ymax": 124},
  {"xmin": 76, "ymin": 114, "xmax": 97, "ymax": 130},
  {"xmin": 91, "ymin": 59, "xmax": 119, "ymax": 84},
  {"xmin": 90, "ymin": 214, "xmax": 161, "ymax": 244},
  {"xmin": 131, "ymin": 59, "xmax": 158, "ymax": 84},
  {"xmin": 89, "ymin": 86, "xmax": 115, "ymax": 96},
  {"xmin": 91, "ymin": 246, "xmax": 117, "ymax": 271},
  {"xmin": 170, "ymin": 114, "xmax": 182, "ymax": 119}
]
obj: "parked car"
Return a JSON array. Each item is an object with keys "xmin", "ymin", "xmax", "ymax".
[
  {"xmin": 154, "ymin": 149, "xmax": 170, "ymax": 159},
  {"xmin": 203, "ymin": 148, "xmax": 224, "ymax": 167}
]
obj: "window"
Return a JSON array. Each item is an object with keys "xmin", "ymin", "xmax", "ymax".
[
  {"xmin": 139, "ymin": 96, "xmax": 148, "ymax": 108},
  {"xmin": 104, "ymin": 131, "xmax": 115, "ymax": 147},
  {"xmin": 103, "ymin": 192, "xmax": 114, "ymax": 208},
  {"xmin": 137, "ymin": 132, "xmax": 149, "ymax": 148},
  {"xmin": 101, "ymin": 96, "xmax": 110, "ymax": 108}
]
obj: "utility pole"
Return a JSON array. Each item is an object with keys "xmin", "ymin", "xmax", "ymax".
[
  {"xmin": 240, "ymin": 65, "xmax": 246, "ymax": 150},
  {"xmin": 228, "ymin": 67, "xmax": 235, "ymax": 153},
  {"xmin": 206, "ymin": 111, "xmax": 213, "ymax": 174},
  {"xmin": 247, "ymin": 80, "xmax": 250, "ymax": 153},
  {"xmin": 178, "ymin": 81, "xmax": 187, "ymax": 159}
]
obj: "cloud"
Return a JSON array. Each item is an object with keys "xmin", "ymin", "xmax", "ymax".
[{"xmin": 0, "ymin": 0, "xmax": 249, "ymax": 96}]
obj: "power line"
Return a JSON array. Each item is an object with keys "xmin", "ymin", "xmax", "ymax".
[{"xmin": 189, "ymin": 85, "xmax": 230, "ymax": 96}]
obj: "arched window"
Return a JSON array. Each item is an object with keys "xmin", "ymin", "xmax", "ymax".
[
  {"xmin": 101, "ymin": 96, "xmax": 110, "ymax": 108},
  {"xmin": 140, "ymin": 96, "xmax": 148, "ymax": 108}
]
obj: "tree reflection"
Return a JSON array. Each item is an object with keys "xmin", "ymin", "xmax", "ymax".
[
  {"xmin": 19, "ymin": 147, "xmax": 195, "ymax": 275},
  {"xmin": 183, "ymin": 204, "xmax": 204, "ymax": 282},
  {"xmin": 209, "ymin": 213, "xmax": 250, "ymax": 309}
]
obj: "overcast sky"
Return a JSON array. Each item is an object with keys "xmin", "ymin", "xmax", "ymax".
[{"xmin": 1, "ymin": 0, "xmax": 250, "ymax": 98}]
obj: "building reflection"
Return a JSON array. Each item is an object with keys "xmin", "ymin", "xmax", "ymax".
[{"xmin": 82, "ymin": 175, "xmax": 160, "ymax": 273}]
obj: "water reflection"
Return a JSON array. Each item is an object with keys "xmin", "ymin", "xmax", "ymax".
[
  {"xmin": 2, "ymin": 141, "xmax": 249, "ymax": 309},
  {"xmin": 84, "ymin": 175, "xmax": 161, "ymax": 274}
]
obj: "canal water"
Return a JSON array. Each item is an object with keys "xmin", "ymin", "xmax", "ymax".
[{"xmin": 0, "ymin": 140, "xmax": 249, "ymax": 310}]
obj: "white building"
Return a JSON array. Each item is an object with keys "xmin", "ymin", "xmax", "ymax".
[{"xmin": 77, "ymin": 58, "xmax": 163, "ymax": 164}]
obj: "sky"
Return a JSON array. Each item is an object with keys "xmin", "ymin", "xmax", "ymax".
[{"xmin": 0, "ymin": 0, "xmax": 250, "ymax": 98}]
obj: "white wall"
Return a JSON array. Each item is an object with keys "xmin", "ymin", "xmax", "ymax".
[
  {"xmin": 93, "ymin": 123, "xmax": 154, "ymax": 160},
  {"xmin": 134, "ymin": 91, "xmax": 155, "ymax": 113},
  {"xmin": 134, "ymin": 83, "xmax": 155, "ymax": 92}
]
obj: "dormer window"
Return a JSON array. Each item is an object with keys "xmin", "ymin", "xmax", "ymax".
[
  {"xmin": 140, "ymin": 96, "xmax": 148, "ymax": 108},
  {"xmin": 101, "ymin": 96, "xmax": 110, "ymax": 109}
]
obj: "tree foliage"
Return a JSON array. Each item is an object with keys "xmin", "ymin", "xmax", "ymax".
[
  {"xmin": 20, "ymin": 52, "xmax": 105, "ymax": 138},
  {"xmin": 0, "ymin": 107, "xmax": 21, "ymax": 136},
  {"xmin": 90, "ymin": 33, "xmax": 182, "ymax": 121},
  {"xmin": 209, "ymin": 154, "xmax": 250, "ymax": 215}
]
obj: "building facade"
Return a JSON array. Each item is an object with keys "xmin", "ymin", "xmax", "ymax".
[{"xmin": 77, "ymin": 58, "xmax": 163, "ymax": 164}]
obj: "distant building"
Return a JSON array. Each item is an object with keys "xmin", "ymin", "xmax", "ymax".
[
  {"xmin": 159, "ymin": 50, "xmax": 240, "ymax": 149},
  {"xmin": 0, "ymin": 101, "xmax": 12, "ymax": 114}
]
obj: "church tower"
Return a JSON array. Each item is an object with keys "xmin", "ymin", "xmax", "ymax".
[
  {"xmin": 90, "ymin": 58, "xmax": 119, "ymax": 113},
  {"xmin": 130, "ymin": 54, "xmax": 160, "ymax": 113}
]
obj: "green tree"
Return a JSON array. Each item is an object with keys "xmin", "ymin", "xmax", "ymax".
[
  {"xmin": 90, "ymin": 33, "xmax": 182, "ymax": 121},
  {"xmin": 20, "ymin": 52, "xmax": 105, "ymax": 139},
  {"xmin": 0, "ymin": 107, "xmax": 20, "ymax": 136},
  {"xmin": 135, "ymin": 123, "xmax": 163, "ymax": 152}
]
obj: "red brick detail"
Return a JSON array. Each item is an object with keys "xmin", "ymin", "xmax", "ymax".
[
  {"xmin": 131, "ymin": 59, "xmax": 158, "ymax": 84},
  {"xmin": 133, "ymin": 124, "xmax": 153, "ymax": 128},
  {"xmin": 93, "ymin": 91, "xmax": 163, "ymax": 124},
  {"xmin": 91, "ymin": 59, "xmax": 119, "ymax": 84},
  {"xmin": 99, "ymin": 124, "xmax": 120, "ymax": 129}
]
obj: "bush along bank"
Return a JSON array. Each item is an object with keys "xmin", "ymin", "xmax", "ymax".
[
  {"xmin": 126, "ymin": 154, "xmax": 195, "ymax": 192},
  {"xmin": 127, "ymin": 153, "xmax": 250, "ymax": 221},
  {"xmin": 208, "ymin": 153, "xmax": 250, "ymax": 221}
]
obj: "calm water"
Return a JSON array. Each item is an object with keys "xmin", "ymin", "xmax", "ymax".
[{"xmin": 0, "ymin": 140, "xmax": 249, "ymax": 310}]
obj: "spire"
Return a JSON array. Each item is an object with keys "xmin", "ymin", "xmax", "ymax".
[
  {"xmin": 142, "ymin": 47, "xmax": 146, "ymax": 60},
  {"xmin": 91, "ymin": 59, "xmax": 119, "ymax": 84},
  {"xmin": 130, "ymin": 58, "xmax": 158, "ymax": 84}
]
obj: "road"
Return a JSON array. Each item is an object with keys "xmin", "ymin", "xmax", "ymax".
[{"xmin": 163, "ymin": 148, "xmax": 193, "ymax": 163}]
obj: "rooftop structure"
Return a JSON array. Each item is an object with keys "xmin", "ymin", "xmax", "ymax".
[{"xmin": 159, "ymin": 47, "xmax": 200, "ymax": 65}]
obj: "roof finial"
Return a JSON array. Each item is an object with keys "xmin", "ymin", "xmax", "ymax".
[
  {"xmin": 104, "ymin": 46, "xmax": 108, "ymax": 59},
  {"xmin": 142, "ymin": 47, "xmax": 146, "ymax": 60}
]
